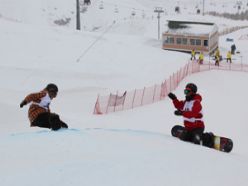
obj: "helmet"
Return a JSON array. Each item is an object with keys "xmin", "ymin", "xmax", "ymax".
[
  {"xmin": 185, "ymin": 83, "xmax": 197, "ymax": 94},
  {"xmin": 46, "ymin": 83, "xmax": 58, "ymax": 93}
]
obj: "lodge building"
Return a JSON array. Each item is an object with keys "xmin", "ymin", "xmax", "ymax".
[{"xmin": 162, "ymin": 20, "xmax": 219, "ymax": 54}]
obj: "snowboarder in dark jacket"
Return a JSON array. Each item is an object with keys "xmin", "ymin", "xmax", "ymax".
[
  {"xmin": 20, "ymin": 83, "xmax": 68, "ymax": 131},
  {"xmin": 168, "ymin": 83, "xmax": 204, "ymax": 144}
]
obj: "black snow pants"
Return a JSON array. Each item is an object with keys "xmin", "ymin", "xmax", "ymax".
[
  {"xmin": 180, "ymin": 128, "xmax": 204, "ymax": 144},
  {"xmin": 31, "ymin": 112, "xmax": 68, "ymax": 131}
]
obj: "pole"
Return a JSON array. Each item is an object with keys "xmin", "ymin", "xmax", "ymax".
[
  {"xmin": 154, "ymin": 7, "xmax": 164, "ymax": 40},
  {"xmin": 76, "ymin": 0, "xmax": 81, "ymax": 30},
  {"xmin": 158, "ymin": 15, "xmax": 160, "ymax": 40},
  {"xmin": 241, "ymin": 55, "xmax": 243, "ymax": 71},
  {"xmin": 202, "ymin": 0, "xmax": 205, "ymax": 16}
]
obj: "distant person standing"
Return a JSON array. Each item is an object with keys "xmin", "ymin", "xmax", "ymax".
[
  {"xmin": 231, "ymin": 44, "xmax": 236, "ymax": 55},
  {"xmin": 20, "ymin": 83, "xmax": 68, "ymax": 131},
  {"xmin": 198, "ymin": 52, "xmax": 204, "ymax": 64},
  {"xmin": 215, "ymin": 55, "xmax": 220, "ymax": 66},
  {"xmin": 215, "ymin": 48, "xmax": 220, "ymax": 60},
  {"xmin": 226, "ymin": 51, "xmax": 232, "ymax": 63},
  {"xmin": 191, "ymin": 49, "xmax": 196, "ymax": 60}
]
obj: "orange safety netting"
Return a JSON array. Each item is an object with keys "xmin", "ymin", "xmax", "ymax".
[{"xmin": 94, "ymin": 61, "xmax": 248, "ymax": 114}]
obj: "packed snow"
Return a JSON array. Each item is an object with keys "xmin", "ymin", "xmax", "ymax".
[{"xmin": 0, "ymin": 0, "xmax": 248, "ymax": 186}]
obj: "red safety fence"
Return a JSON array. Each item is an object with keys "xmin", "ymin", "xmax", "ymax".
[{"xmin": 93, "ymin": 61, "xmax": 248, "ymax": 114}]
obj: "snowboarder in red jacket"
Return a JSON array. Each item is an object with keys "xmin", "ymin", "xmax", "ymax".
[{"xmin": 168, "ymin": 83, "xmax": 204, "ymax": 144}]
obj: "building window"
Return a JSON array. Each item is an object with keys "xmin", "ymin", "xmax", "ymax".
[
  {"xmin": 196, "ymin": 39, "xmax": 201, "ymax": 46},
  {"xmin": 182, "ymin": 38, "xmax": 187, "ymax": 45},
  {"xmin": 190, "ymin": 39, "xmax": 196, "ymax": 45},
  {"xmin": 168, "ymin": 37, "xmax": 174, "ymax": 44},
  {"xmin": 204, "ymin": 40, "xmax": 208, "ymax": 46},
  {"xmin": 176, "ymin": 38, "xmax": 182, "ymax": 44},
  {"xmin": 164, "ymin": 36, "xmax": 174, "ymax": 44}
]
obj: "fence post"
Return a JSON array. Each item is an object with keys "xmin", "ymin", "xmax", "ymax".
[
  {"xmin": 191, "ymin": 62, "xmax": 193, "ymax": 74},
  {"xmin": 180, "ymin": 68, "xmax": 183, "ymax": 82},
  {"xmin": 153, "ymin": 85, "xmax": 157, "ymax": 102},
  {"xmin": 113, "ymin": 91, "xmax": 118, "ymax": 112},
  {"xmin": 160, "ymin": 82, "xmax": 163, "ymax": 100},
  {"xmin": 164, "ymin": 80, "xmax": 168, "ymax": 98},
  {"xmin": 183, "ymin": 65, "xmax": 187, "ymax": 79},
  {"xmin": 176, "ymin": 71, "xmax": 179, "ymax": 87},
  {"xmin": 186, "ymin": 63, "xmax": 189, "ymax": 76},
  {"xmin": 141, "ymin": 87, "xmax": 146, "ymax": 106},
  {"xmin": 122, "ymin": 91, "xmax": 127, "ymax": 111},
  {"xmin": 178, "ymin": 68, "xmax": 181, "ymax": 82},
  {"xmin": 174, "ymin": 72, "xmax": 177, "ymax": 90},
  {"xmin": 173, "ymin": 73, "xmax": 176, "ymax": 91},
  {"xmin": 160, "ymin": 80, "xmax": 167, "ymax": 100},
  {"xmin": 132, "ymin": 89, "xmax": 136, "ymax": 109},
  {"xmin": 106, "ymin": 93, "xmax": 111, "ymax": 114},
  {"xmin": 93, "ymin": 95, "xmax": 100, "ymax": 114}
]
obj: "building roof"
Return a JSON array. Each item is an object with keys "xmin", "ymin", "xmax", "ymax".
[{"xmin": 165, "ymin": 20, "xmax": 218, "ymax": 36}]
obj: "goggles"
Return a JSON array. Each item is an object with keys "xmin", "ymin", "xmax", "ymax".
[
  {"xmin": 184, "ymin": 88, "xmax": 192, "ymax": 95},
  {"xmin": 48, "ymin": 89, "xmax": 58, "ymax": 96},
  {"xmin": 48, "ymin": 88, "xmax": 58, "ymax": 93}
]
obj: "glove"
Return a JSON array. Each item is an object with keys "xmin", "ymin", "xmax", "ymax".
[
  {"xmin": 174, "ymin": 110, "xmax": 183, "ymax": 116},
  {"xmin": 168, "ymin": 92, "xmax": 177, "ymax": 100},
  {"xmin": 20, "ymin": 100, "xmax": 27, "ymax": 108}
]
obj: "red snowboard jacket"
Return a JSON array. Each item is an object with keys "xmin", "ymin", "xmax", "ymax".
[{"xmin": 172, "ymin": 94, "xmax": 204, "ymax": 131}]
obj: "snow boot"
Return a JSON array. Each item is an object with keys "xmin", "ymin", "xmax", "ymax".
[
  {"xmin": 49, "ymin": 114, "xmax": 61, "ymax": 131},
  {"xmin": 202, "ymin": 132, "xmax": 214, "ymax": 148}
]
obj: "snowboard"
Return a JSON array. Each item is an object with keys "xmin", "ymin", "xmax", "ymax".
[{"xmin": 171, "ymin": 125, "xmax": 233, "ymax": 153}]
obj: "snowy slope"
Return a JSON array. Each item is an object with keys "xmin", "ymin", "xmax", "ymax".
[
  {"xmin": 1, "ymin": 0, "xmax": 247, "ymax": 30},
  {"xmin": 0, "ymin": 0, "xmax": 248, "ymax": 186}
]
